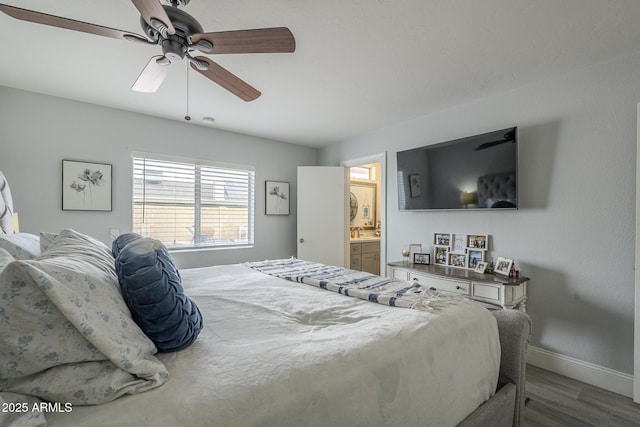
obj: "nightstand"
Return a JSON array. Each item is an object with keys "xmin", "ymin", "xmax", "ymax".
[{"xmin": 387, "ymin": 261, "xmax": 529, "ymax": 311}]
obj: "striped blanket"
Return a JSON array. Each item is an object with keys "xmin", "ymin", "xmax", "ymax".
[{"xmin": 245, "ymin": 258, "xmax": 471, "ymax": 312}]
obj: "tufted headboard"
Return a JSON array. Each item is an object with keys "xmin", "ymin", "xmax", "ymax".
[
  {"xmin": 477, "ymin": 172, "xmax": 517, "ymax": 209},
  {"xmin": 0, "ymin": 171, "xmax": 15, "ymax": 234}
]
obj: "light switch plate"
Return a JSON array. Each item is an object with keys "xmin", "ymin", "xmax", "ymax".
[{"xmin": 109, "ymin": 228, "xmax": 120, "ymax": 241}]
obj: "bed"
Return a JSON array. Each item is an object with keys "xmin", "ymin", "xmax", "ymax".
[{"xmin": 0, "ymin": 228, "xmax": 530, "ymax": 427}]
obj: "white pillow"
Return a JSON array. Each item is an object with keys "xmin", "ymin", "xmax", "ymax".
[
  {"xmin": 41, "ymin": 229, "xmax": 110, "ymax": 255},
  {"xmin": 0, "ymin": 233, "xmax": 40, "ymax": 260}
]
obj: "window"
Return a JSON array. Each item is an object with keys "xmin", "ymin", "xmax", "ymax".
[
  {"xmin": 349, "ymin": 166, "xmax": 371, "ymax": 180},
  {"xmin": 132, "ymin": 153, "xmax": 255, "ymax": 250}
]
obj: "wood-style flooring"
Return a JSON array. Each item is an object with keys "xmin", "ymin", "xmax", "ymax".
[{"xmin": 523, "ymin": 364, "xmax": 640, "ymax": 427}]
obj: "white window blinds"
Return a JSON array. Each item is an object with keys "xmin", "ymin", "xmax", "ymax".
[{"xmin": 132, "ymin": 154, "xmax": 255, "ymax": 249}]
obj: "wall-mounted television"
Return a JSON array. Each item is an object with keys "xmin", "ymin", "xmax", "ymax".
[{"xmin": 397, "ymin": 127, "xmax": 518, "ymax": 211}]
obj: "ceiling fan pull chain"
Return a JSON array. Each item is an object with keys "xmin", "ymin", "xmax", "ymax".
[{"xmin": 184, "ymin": 61, "xmax": 191, "ymax": 121}]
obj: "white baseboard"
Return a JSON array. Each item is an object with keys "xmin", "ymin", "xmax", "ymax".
[{"xmin": 527, "ymin": 345, "xmax": 634, "ymax": 398}]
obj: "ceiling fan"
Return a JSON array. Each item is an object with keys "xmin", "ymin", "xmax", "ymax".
[
  {"xmin": 473, "ymin": 129, "xmax": 516, "ymax": 151},
  {"xmin": 0, "ymin": 0, "xmax": 295, "ymax": 101}
]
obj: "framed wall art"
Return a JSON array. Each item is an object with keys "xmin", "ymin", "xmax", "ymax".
[
  {"xmin": 265, "ymin": 181, "xmax": 290, "ymax": 215},
  {"xmin": 62, "ymin": 160, "xmax": 112, "ymax": 211},
  {"xmin": 408, "ymin": 174, "xmax": 421, "ymax": 198}
]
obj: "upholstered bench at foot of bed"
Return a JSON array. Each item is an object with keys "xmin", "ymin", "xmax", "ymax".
[
  {"xmin": 457, "ymin": 382, "xmax": 516, "ymax": 427},
  {"xmin": 458, "ymin": 309, "xmax": 531, "ymax": 427}
]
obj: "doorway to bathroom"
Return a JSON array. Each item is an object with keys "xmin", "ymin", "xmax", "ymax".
[{"xmin": 341, "ymin": 153, "xmax": 387, "ymax": 276}]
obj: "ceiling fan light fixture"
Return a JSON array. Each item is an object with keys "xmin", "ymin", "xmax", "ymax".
[
  {"xmin": 131, "ymin": 55, "xmax": 172, "ymax": 92},
  {"xmin": 162, "ymin": 38, "xmax": 186, "ymax": 60},
  {"xmin": 156, "ymin": 56, "xmax": 171, "ymax": 66}
]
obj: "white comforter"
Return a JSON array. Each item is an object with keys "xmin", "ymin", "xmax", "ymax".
[{"xmin": 44, "ymin": 264, "xmax": 500, "ymax": 427}]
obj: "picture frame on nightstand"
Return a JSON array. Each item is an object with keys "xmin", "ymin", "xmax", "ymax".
[
  {"xmin": 468, "ymin": 250, "xmax": 484, "ymax": 270},
  {"xmin": 448, "ymin": 253, "xmax": 467, "ymax": 268},
  {"xmin": 495, "ymin": 257, "xmax": 513, "ymax": 276},
  {"xmin": 452, "ymin": 234, "xmax": 466, "ymax": 253},
  {"xmin": 474, "ymin": 261, "xmax": 489, "ymax": 274},
  {"xmin": 409, "ymin": 244, "xmax": 423, "ymax": 262},
  {"xmin": 467, "ymin": 234, "xmax": 488, "ymax": 250},
  {"xmin": 433, "ymin": 233, "xmax": 451, "ymax": 246},
  {"xmin": 434, "ymin": 247, "xmax": 448, "ymax": 265},
  {"xmin": 413, "ymin": 253, "xmax": 430, "ymax": 265}
]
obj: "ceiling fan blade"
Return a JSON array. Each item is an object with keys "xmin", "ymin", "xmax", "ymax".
[
  {"xmin": 474, "ymin": 130, "xmax": 516, "ymax": 150},
  {"xmin": 132, "ymin": 55, "xmax": 172, "ymax": 93},
  {"xmin": 0, "ymin": 4, "xmax": 148, "ymax": 42},
  {"xmin": 191, "ymin": 56, "xmax": 261, "ymax": 102},
  {"xmin": 474, "ymin": 141, "xmax": 506, "ymax": 151},
  {"xmin": 191, "ymin": 27, "xmax": 295, "ymax": 54},
  {"xmin": 130, "ymin": 0, "xmax": 175, "ymax": 36}
]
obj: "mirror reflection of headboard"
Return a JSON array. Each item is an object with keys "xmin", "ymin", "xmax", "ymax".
[
  {"xmin": 0, "ymin": 171, "xmax": 15, "ymax": 234},
  {"xmin": 477, "ymin": 172, "xmax": 517, "ymax": 209}
]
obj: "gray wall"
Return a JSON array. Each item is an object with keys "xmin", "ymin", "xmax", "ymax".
[
  {"xmin": 0, "ymin": 87, "xmax": 318, "ymax": 268},
  {"xmin": 320, "ymin": 52, "xmax": 640, "ymax": 375}
]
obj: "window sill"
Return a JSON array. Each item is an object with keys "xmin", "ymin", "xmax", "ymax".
[{"xmin": 168, "ymin": 244, "xmax": 254, "ymax": 254}]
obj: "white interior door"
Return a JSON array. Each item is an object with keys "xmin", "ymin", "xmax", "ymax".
[{"xmin": 297, "ymin": 166, "xmax": 349, "ymax": 267}]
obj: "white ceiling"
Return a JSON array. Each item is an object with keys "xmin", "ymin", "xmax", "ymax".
[{"xmin": 3, "ymin": 0, "xmax": 640, "ymax": 147}]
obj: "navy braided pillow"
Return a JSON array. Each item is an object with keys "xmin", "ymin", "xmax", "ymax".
[
  {"xmin": 114, "ymin": 236, "xmax": 203, "ymax": 352},
  {"xmin": 112, "ymin": 232, "xmax": 143, "ymax": 258}
]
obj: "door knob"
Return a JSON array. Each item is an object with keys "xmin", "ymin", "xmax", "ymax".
[{"xmin": 299, "ymin": 238, "xmax": 304, "ymax": 243}]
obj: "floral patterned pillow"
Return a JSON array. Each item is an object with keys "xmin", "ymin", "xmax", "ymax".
[
  {"xmin": 0, "ymin": 233, "xmax": 40, "ymax": 260},
  {"xmin": 0, "ymin": 247, "xmax": 13, "ymax": 271},
  {"xmin": 38, "ymin": 231, "xmax": 57, "ymax": 252},
  {"xmin": 0, "ymin": 229, "xmax": 168, "ymax": 405}
]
